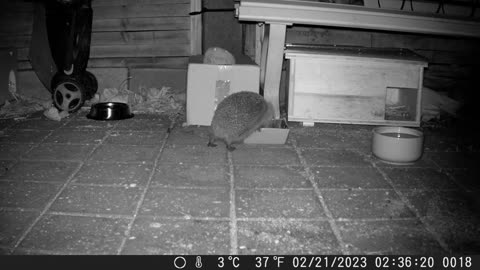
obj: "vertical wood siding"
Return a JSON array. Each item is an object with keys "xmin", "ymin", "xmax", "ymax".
[{"xmin": 0, "ymin": 0, "xmax": 193, "ymax": 71}]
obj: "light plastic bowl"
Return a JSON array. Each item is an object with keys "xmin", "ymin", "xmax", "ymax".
[{"xmin": 372, "ymin": 126, "xmax": 424, "ymax": 165}]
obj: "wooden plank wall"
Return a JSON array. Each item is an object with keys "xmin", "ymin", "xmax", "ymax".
[
  {"xmin": 203, "ymin": 0, "xmax": 242, "ymax": 56},
  {"xmin": 0, "ymin": 0, "xmax": 192, "ymax": 70},
  {"xmin": 0, "ymin": 0, "xmax": 195, "ymax": 99}
]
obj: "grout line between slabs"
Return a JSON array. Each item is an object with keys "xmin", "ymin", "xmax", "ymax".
[
  {"xmin": 235, "ymin": 187, "xmax": 313, "ymax": 191},
  {"xmin": 425, "ymin": 154, "xmax": 476, "ymax": 193},
  {"xmin": 355, "ymin": 149, "xmax": 452, "ymax": 253},
  {"xmin": 46, "ymin": 210, "xmax": 132, "ymax": 220},
  {"xmin": 227, "ymin": 151, "xmax": 238, "ymax": 255},
  {"xmin": 9, "ymin": 119, "xmax": 117, "ymax": 254},
  {"xmin": 49, "ymin": 210, "xmax": 233, "ymax": 221},
  {"xmin": 66, "ymin": 182, "xmax": 228, "ymax": 189},
  {"xmin": 115, "ymin": 122, "xmax": 173, "ymax": 255},
  {"xmin": 291, "ymin": 138, "xmax": 349, "ymax": 255},
  {"xmin": 1, "ymin": 116, "xmax": 75, "ymax": 179},
  {"xmin": 0, "ymin": 205, "xmax": 436, "ymax": 223},
  {"xmin": 4, "ymin": 204, "xmax": 434, "ymax": 224},
  {"xmin": 441, "ymin": 169, "xmax": 474, "ymax": 193},
  {"xmin": 12, "ymin": 247, "xmax": 87, "ymax": 255},
  {"xmin": 14, "ymin": 241, "xmax": 133, "ymax": 255}
]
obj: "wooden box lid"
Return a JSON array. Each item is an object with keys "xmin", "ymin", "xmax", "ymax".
[{"xmin": 285, "ymin": 44, "xmax": 428, "ymax": 66}]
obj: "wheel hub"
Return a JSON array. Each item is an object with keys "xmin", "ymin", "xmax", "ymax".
[{"xmin": 53, "ymin": 81, "xmax": 83, "ymax": 112}]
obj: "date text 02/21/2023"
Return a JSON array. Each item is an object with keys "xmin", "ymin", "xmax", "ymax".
[{"xmin": 209, "ymin": 256, "xmax": 475, "ymax": 269}]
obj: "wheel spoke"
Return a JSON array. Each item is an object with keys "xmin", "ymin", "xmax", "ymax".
[{"xmin": 54, "ymin": 82, "xmax": 83, "ymax": 112}]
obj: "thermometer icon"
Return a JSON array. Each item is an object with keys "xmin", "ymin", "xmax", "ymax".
[{"xmin": 195, "ymin": 256, "xmax": 202, "ymax": 268}]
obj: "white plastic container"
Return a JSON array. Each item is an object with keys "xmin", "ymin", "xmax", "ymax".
[
  {"xmin": 372, "ymin": 126, "xmax": 424, "ymax": 165},
  {"xmin": 244, "ymin": 119, "xmax": 289, "ymax": 145},
  {"xmin": 186, "ymin": 54, "xmax": 260, "ymax": 126}
]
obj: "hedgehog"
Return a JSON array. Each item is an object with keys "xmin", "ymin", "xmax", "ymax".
[{"xmin": 207, "ymin": 91, "xmax": 274, "ymax": 151}]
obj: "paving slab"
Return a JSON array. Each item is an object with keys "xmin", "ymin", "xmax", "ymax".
[
  {"xmin": 423, "ymin": 133, "xmax": 467, "ymax": 152},
  {"xmin": 0, "ymin": 160, "xmax": 15, "ymax": 177},
  {"xmin": 140, "ymin": 187, "xmax": 230, "ymax": 218},
  {"xmin": 105, "ymin": 131, "xmax": 165, "ymax": 145},
  {"xmin": 301, "ymin": 149, "xmax": 370, "ymax": 167},
  {"xmin": 0, "ymin": 181, "xmax": 61, "ymax": 209},
  {"xmin": 152, "ymin": 163, "xmax": 229, "ymax": 188},
  {"xmin": 425, "ymin": 152, "xmax": 480, "ymax": 169},
  {"xmin": 60, "ymin": 119, "xmax": 117, "ymax": 130},
  {"xmin": 403, "ymin": 189, "xmax": 480, "ymax": 218},
  {"xmin": 114, "ymin": 118, "xmax": 170, "ymax": 131},
  {"xmin": 2, "ymin": 113, "xmax": 479, "ymax": 255},
  {"xmin": 89, "ymin": 144, "xmax": 159, "ymax": 163},
  {"xmin": 73, "ymin": 162, "xmax": 152, "ymax": 186},
  {"xmin": 232, "ymin": 147, "xmax": 300, "ymax": 166},
  {"xmin": 423, "ymin": 215, "xmax": 480, "ymax": 255},
  {"xmin": 49, "ymin": 185, "xmax": 143, "ymax": 216},
  {"xmin": 0, "ymin": 119, "xmax": 16, "ymax": 130},
  {"xmin": 0, "ymin": 246, "xmax": 11, "ymax": 255},
  {"xmin": 166, "ymin": 126, "xmax": 211, "ymax": 145},
  {"xmin": 0, "ymin": 209, "xmax": 39, "ymax": 247},
  {"xmin": 322, "ymin": 190, "xmax": 415, "ymax": 219},
  {"xmin": 0, "ymin": 144, "xmax": 33, "ymax": 160},
  {"xmin": 43, "ymin": 130, "xmax": 106, "ymax": 144},
  {"xmin": 236, "ymin": 189, "xmax": 325, "ymax": 219},
  {"xmin": 18, "ymin": 214, "xmax": 130, "ymax": 254},
  {"xmin": 0, "ymin": 129, "xmax": 51, "ymax": 144},
  {"xmin": 291, "ymin": 128, "xmax": 350, "ymax": 149},
  {"xmin": 338, "ymin": 219, "xmax": 445, "ymax": 255},
  {"xmin": 237, "ymin": 220, "xmax": 340, "ymax": 254},
  {"xmin": 338, "ymin": 129, "xmax": 373, "ymax": 150},
  {"xmin": 312, "ymin": 167, "xmax": 391, "ymax": 189},
  {"xmin": 234, "ymin": 165, "xmax": 310, "ymax": 189},
  {"xmin": 382, "ymin": 167, "xmax": 459, "ymax": 190},
  {"xmin": 446, "ymin": 168, "xmax": 480, "ymax": 191},
  {"xmin": 9, "ymin": 119, "xmax": 65, "ymax": 130},
  {"xmin": 26, "ymin": 144, "xmax": 96, "ymax": 161},
  {"xmin": 0, "ymin": 160, "xmax": 80, "ymax": 182},
  {"xmin": 160, "ymin": 145, "xmax": 227, "ymax": 165},
  {"xmin": 122, "ymin": 217, "xmax": 230, "ymax": 254}
]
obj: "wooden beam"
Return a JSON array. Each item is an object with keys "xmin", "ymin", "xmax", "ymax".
[
  {"xmin": 262, "ymin": 23, "xmax": 287, "ymax": 119},
  {"xmin": 190, "ymin": 0, "xmax": 202, "ymax": 55},
  {"xmin": 237, "ymin": 0, "xmax": 480, "ymax": 38}
]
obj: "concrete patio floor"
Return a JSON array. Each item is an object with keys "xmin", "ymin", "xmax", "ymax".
[{"xmin": 0, "ymin": 110, "xmax": 479, "ymax": 255}]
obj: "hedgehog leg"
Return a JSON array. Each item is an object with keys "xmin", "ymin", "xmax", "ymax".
[
  {"xmin": 226, "ymin": 144, "xmax": 236, "ymax": 151},
  {"xmin": 207, "ymin": 135, "xmax": 217, "ymax": 147},
  {"xmin": 207, "ymin": 141, "xmax": 217, "ymax": 147},
  {"xmin": 225, "ymin": 139, "xmax": 236, "ymax": 151}
]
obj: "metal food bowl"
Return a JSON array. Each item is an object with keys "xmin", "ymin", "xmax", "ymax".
[
  {"xmin": 372, "ymin": 126, "xmax": 424, "ymax": 165},
  {"xmin": 86, "ymin": 102, "xmax": 134, "ymax": 121}
]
